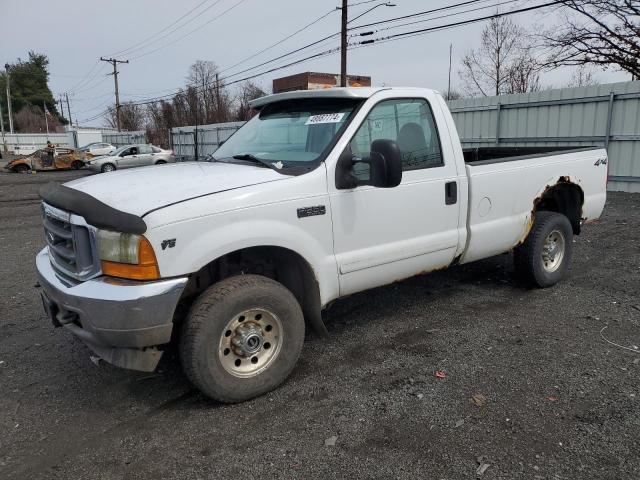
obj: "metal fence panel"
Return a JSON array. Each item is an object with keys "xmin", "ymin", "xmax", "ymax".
[
  {"xmin": 102, "ymin": 131, "xmax": 147, "ymax": 148},
  {"xmin": 170, "ymin": 122, "xmax": 245, "ymax": 161},
  {"xmin": 448, "ymin": 80, "xmax": 640, "ymax": 193},
  {"xmin": 4, "ymin": 133, "xmax": 71, "ymax": 153}
]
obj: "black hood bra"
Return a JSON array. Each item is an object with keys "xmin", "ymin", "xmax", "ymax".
[{"xmin": 39, "ymin": 183, "xmax": 147, "ymax": 234}]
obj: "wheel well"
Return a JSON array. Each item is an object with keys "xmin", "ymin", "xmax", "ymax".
[
  {"xmin": 12, "ymin": 163, "xmax": 31, "ymax": 172},
  {"xmin": 180, "ymin": 246, "xmax": 326, "ymax": 335},
  {"xmin": 533, "ymin": 178, "xmax": 584, "ymax": 234}
]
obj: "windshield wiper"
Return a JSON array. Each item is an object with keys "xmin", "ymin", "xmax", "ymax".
[{"xmin": 231, "ymin": 154, "xmax": 283, "ymax": 171}]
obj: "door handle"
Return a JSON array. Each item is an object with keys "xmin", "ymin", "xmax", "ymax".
[{"xmin": 445, "ymin": 181, "xmax": 457, "ymax": 205}]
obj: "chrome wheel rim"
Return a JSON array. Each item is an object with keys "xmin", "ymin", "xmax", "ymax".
[
  {"xmin": 103, "ymin": 164, "xmax": 114, "ymax": 172},
  {"xmin": 218, "ymin": 308, "xmax": 282, "ymax": 378},
  {"xmin": 541, "ymin": 230, "xmax": 565, "ymax": 273}
]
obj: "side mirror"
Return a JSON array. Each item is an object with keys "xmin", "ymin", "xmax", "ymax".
[{"xmin": 336, "ymin": 139, "xmax": 402, "ymax": 189}]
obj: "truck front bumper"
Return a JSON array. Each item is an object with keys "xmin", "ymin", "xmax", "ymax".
[{"xmin": 36, "ymin": 248, "xmax": 188, "ymax": 372}]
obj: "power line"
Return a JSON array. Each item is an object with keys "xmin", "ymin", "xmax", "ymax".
[
  {"xmin": 85, "ymin": 0, "xmax": 561, "ymax": 120},
  {"xmin": 87, "ymin": 0, "xmax": 492, "ymax": 103},
  {"xmin": 66, "ymin": 61, "xmax": 101, "ymax": 93},
  {"xmin": 114, "ymin": 0, "xmax": 227, "ymax": 58},
  {"xmin": 348, "ymin": 0, "xmax": 492, "ymax": 30},
  {"xmin": 349, "ymin": 0, "xmax": 520, "ymax": 37},
  {"xmin": 363, "ymin": 0, "xmax": 562, "ymax": 43},
  {"xmin": 107, "ymin": 0, "xmax": 215, "ymax": 57},
  {"xmin": 219, "ymin": 6, "xmax": 339, "ymax": 74},
  {"xmin": 129, "ymin": 0, "xmax": 247, "ymax": 60}
]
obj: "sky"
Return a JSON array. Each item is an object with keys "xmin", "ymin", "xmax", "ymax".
[{"xmin": 2, "ymin": 0, "xmax": 631, "ymax": 127}]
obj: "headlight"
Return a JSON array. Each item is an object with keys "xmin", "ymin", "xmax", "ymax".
[{"xmin": 97, "ymin": 230, "xmax": 159, "ymax": 280}]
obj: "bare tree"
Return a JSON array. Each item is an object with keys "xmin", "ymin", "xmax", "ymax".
[
  {"xmin": 543, "ymin": 0, "xmax": 640, "ymax": 79},
  {"xmin": 460, "ymin": 16, "xmax": 543, "ymax": 96},
  {"xmin": 565, "ymin": 65, "xmax": 599, "ymax": 87},
  {"xmin": 235, "ymin": 81, "xmax": 266, "ymax": 121},
  {"xmin": 187, "ymin": 60, "xmax": 235, "ymax": 123},
  {"xmin": 105, "ymin": 102, "xmax": 146, "ymax": 131},
  {"xmin": 15, "ymin": 104, "xmax": 63, "ymax": 133}
]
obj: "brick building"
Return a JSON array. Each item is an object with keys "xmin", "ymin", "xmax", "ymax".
[{"xmin": 272, "ymin": 72, "xmax": 372, "ymax": 93}]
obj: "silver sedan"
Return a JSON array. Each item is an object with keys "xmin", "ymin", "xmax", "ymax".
[{"xmin": 84, "ymin": 144, "xmax": 176, "ymax": 173}]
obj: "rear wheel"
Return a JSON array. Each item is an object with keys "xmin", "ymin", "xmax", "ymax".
[
  {"xmin": 155, "ymin": 160, "xmax": 166, "ymax": 165},
  {"xmin": 101, "ymin": 163, "xmax": 116, "ymax": 173},
  {"xmin": 180, "ymin": 274, "xmax": 305, "ymax": 403},
  {"xmin": 514, "ymin": 211, "xmax": 573, "ymax": 288}
]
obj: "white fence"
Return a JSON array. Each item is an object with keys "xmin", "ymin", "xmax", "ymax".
[
  {"xmin": 3, "ymin": 133, "xmax": 71, "ymax": 154},
  {"xmin": 2, "ymin": 129, "xmax": 148, "ymax": 154}
]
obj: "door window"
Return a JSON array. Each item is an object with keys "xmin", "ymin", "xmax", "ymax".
[
  {"xmin": 350, "ymin": 98, "xmax": 443, "ymax": 179},
  {"xmin": 138, "ymin": 145, "xmax": 152, "ymax": 154}
]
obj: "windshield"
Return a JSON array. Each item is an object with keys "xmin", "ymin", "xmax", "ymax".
[{"xmin": 212, "ymin": 98, "xmax": 361, "ymax": 168}]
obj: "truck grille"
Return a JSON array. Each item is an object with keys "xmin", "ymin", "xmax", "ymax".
[{"xmin": 42, "ymin": 203, "xmax": 100, "ymax": 281}]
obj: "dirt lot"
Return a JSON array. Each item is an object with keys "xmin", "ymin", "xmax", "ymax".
[{"xmin": 0, "ymin": 169, "xmax": 638, "ymax": 479}]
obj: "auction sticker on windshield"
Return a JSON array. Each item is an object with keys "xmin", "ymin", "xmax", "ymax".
[{"xmin": 305, "ymin": 113, "xmax": 345, "ymax": 125}]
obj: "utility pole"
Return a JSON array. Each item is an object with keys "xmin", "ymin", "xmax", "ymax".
[
  {"xmin": 4, "ymin": 63, "xmax": 14, "ymax": 134},
  {"xmin": 100, "ymin": 57, "xmax": 129, "ymax": 131},
  {"xmin": 59, "ymin": 96, "xmax": 65, "ymax": 122},
  {"xmin": 65, "ymin": 93, "xmax": 73, "ymax": 127},
  {"xmin": 0, "ymin": 100, "xmax": 6, "ymax": 152},
  {"xmin": 340, "ymin": 0, "xmax": 348, "ymax": 87}
]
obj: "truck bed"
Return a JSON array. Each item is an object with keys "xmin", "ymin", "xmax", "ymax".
[
  {"xmin": 463, "ymin": 146, "xmax": 599, "ymax": 165},
  {"xmin": 460, "ymin": 146, "xmax": 608, "ymax": 265}
]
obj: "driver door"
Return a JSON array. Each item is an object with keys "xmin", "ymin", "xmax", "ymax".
[
  {"xmin": 118, "ymin": 147, "xmax": 141, "ymax": 168},
  {"xmin": 329, "ymin": 96, "xmax": 462, "ymax": 296}
]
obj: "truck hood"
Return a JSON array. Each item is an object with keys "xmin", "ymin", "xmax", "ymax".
[{"xmin": 64, "ymin": 161, "xmax": 287, "ymax": 217}]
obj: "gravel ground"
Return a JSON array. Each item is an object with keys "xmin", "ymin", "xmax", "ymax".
[{"xmin": 0, "ymin": 169, "xmax": 639, "ymax": 480}]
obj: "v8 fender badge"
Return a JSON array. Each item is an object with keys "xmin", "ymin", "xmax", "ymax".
[
  {"xmin": 161, "ymin": 239, "xmax": 176, "ymax": 250},
  {"xmin": 297, "ymin": 205, "xmax": 326, "ymax": 218}
]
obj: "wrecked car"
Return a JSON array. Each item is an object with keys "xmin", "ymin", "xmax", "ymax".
[{"xmin": 5, "ymin": 147, "xmax": 86, "ymax": 173}]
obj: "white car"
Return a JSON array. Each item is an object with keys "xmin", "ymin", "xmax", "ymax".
[
  {"xmin": 36, "ymin": 87, "xmax": 607, "ymax": 403},
  {"xmin": 79, "ymin": 142, "xmax": 115, "ymax": 157}
]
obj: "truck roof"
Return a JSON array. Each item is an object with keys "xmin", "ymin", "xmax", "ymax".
[{"xmin": 249, "ymin": 87, "xmax": 390, "ymax": 109}]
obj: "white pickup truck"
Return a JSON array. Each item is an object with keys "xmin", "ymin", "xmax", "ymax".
[{"xmin": 36, "ymin": 87, "xmax": 607, "ymax": 402}]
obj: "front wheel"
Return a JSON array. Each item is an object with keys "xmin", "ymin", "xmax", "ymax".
[
  {"xmin": 12, "ymin": 163, "xmax": 30, "ymax": 173},
  {"xmin": 101, "ymin": 163, "xmax": 116, "ymax": 173},
  {"xmin": 71, "ymin": 160, "xmax": 84, "ymax": 170},
  {"xmin": 180, "ymin": 274, "xmax": 305, "ymax": 403},
  {"xmin": 155, "ymin": 160, "xmax": 166, "ymax": 165},
  {"xmin": 514, "ymin": 211, "xmax": 574, "ymax": 288}
]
